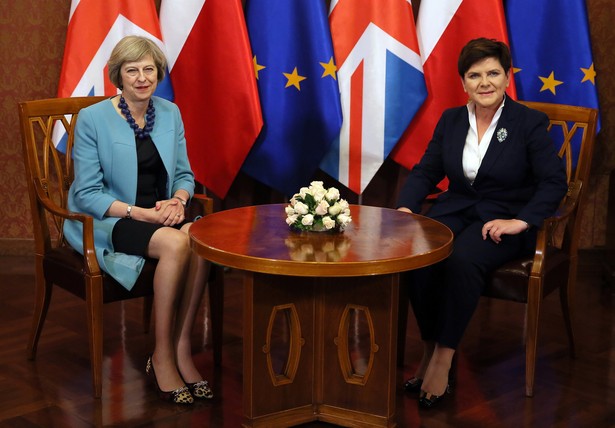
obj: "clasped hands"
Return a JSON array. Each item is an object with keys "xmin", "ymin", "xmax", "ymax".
[
  {"xmin": 397, "ymin": 207, "xmax": 528, "ymax": 244},
  {"xmin": 112, "ymin": 197, "xmax": 186, "ymax": 226},
  {"xmin": 153, "ymin": 198, "xmax": 185, "ymax": 226}
]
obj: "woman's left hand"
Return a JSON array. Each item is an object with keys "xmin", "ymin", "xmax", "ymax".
[
  {"xmin": 155, "ymin": 198, "xmax": 185, "ymax": 226},
  {"xmin": 482, "ymin": 219, "xmax": 528, "ymax": 243}
]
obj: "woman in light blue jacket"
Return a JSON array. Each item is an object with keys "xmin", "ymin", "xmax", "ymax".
[{"xmin": 64, "ymin": 36, "xmax": 212, "ymax": 404}]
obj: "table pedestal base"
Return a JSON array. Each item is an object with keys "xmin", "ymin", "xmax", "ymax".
[{"xmin": 242, "ymin": 272, "xmax": 399, "ymax": 428}]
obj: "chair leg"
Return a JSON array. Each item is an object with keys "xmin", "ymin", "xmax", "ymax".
[
  {"xmin": 27, "ymin": 262, "xmax": 53, "ymax": 360},
  {"xmin": 85, "ymin": 277, "xmax": 105, "ymax": 399},
  {"xmin": 560, "ymin": 262, "xmax": 577, "ymax": 358},
  {"xmin": 524, "ymin": 277, "xmax": 543, "ymax": 397},
  {"xmin": 209, "ymin": 264, "xmax": 225, "ymax": 366}
]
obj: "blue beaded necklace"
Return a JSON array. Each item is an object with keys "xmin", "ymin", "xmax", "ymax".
[{"xmin": 118, "ymin": 96, "xmax": 156, "ymax": 139}]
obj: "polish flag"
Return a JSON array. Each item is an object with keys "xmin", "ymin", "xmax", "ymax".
[
  {"xmin": 160, "ymin": 0, "xmax": 263, "ymax": 199},
  {"xmin": 391, "ymin": 0, "xmax": 516, "ymax": 182}
]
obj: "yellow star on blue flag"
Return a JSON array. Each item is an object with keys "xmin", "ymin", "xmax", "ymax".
[
  {"xmin": 538, "ymin": 71, "xmax": 564, "ymax": 95},
  {"xmin": 506, "ymin": 0, "xmax": 601, "ymax": 161},
  {"xmin": 242, "ymin": 0, "xmax": 342, "ymax": 196}
]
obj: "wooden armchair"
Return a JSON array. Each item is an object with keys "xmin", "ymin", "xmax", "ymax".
[
  {"xmin": 18, "ymin": 96, "xmax": 223, "ymax": 398},
  {"xmin": 484, "ymin": 101, "xmax": 598, "ymax": 396},
  {"xmin": 397, "ymin": 101, "xmax": 598, "ymax": 397}
]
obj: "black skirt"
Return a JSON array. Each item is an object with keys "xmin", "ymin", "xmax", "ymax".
[{"xmin": 112, "ymin": 218, "xmax": 187, "ymax": 257}]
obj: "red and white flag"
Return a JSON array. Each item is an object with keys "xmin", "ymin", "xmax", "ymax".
[
  {"xmin": 391, "ymin": 0, "xmax": 516, "ymax": 182},
  {"xmin": 160, "ymin": 0, "xmax": 263, "ymax": 199}
]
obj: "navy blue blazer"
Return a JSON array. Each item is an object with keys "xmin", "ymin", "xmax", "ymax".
[{"xmin": 397, "ymin": 98, "xmax": 568, "ymax": 228}]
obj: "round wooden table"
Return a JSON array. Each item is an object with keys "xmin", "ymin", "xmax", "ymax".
[{"xmin": 190, "ymin": 204, "xmax": 453, "ymax": 428}]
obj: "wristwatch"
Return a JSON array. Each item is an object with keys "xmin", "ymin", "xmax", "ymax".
[{"xmin": 174, "ymin": 196, "xmax": 187, "ymax": 207}]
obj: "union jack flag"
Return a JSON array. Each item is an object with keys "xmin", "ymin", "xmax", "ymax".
[{"xmin": 320, "ymin": 0, "xmax": 427, "ymax": 195}]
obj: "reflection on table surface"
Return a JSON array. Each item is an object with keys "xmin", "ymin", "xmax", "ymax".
[{"xmin": 285, "ymin": 233, "xmax": 351, "ymax": 262}]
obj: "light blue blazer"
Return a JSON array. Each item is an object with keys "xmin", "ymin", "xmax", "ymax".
[{"xmin": 64, "ymin": 96, "xmax": 195, "ymax": 290}]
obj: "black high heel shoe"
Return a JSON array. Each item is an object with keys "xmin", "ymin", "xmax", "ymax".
[
  {"xmin": 403, "ymin": 377, "xmax": 423, "ymax": 393},
  {"xmin": 406, "ymin": 359, "xmax": 457, "ymax": 395},
  {"xmin": 418, "ymin": 384, "xmax": 451, "ymax": 409},
  {"xmin": 146, "ymin": 356, "xmax": 194, "ymax": 404}
]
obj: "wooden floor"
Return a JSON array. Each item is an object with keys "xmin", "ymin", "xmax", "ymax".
[{"xmin": 0, "ymin": 252, "xmax": 613, "ymax": 428}]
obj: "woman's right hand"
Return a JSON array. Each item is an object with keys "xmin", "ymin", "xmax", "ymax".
[
  {"xmin": 397, "ymin": 207, "xmax": 413, "ymax": 214},
  {"xmin": 153, "ymin": 198, "xmax": 185, "ymax": 226}
]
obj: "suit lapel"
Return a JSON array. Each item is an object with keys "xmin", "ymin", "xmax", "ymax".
[
  {"xmin": 149, "ymin": 98, "xmax": 174, "ymax": 191},
  {"xmin": 473, "ymin": 99, "xmax": 519, "ymax": 184},
  {"xmin": 451, "ymin": 110, "xmax": 470, "ymax": 166},
  {"xmin": 447, "ymin": 107, "xmax": 477, "ymax": 193}
]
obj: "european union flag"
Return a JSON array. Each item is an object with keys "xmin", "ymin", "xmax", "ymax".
[
  {"xmin": 506, "ymin": 0, "xmax": 600, "ymax": 124},
  {"xmin": 241, "ymin": 0, "xmax": 343, "ymax": 196}
]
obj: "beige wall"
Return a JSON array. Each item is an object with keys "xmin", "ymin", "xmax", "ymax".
[{"xmin": 1, "ymin": 0, "xmax": 613, "ymax": 254}]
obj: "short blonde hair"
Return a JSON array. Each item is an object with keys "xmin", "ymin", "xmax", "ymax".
[{"xmin": 107, "ymin": 35, "xmax": 167, "ymax": 89}]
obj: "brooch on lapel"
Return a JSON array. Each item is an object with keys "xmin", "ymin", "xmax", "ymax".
[{"xmin": 496, "ymin": 128, "xmax": 508, "ymax": 143}]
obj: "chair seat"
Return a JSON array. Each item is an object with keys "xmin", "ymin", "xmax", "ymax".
[
  {"xmin": 485, "ymin": 246, "xmax": 571, "ymax": 303},
  {"xmin": 43, "ymin": 246, "xmax": 155, "ymax": 303}
]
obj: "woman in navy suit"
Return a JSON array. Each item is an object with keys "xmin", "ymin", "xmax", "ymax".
[
  {"xmin": 397, "ymin": 38, "xmax": 567, "ymax": 409},
  {"xmin": 64, "ymin": 36, "xmax": 212, "ymax": 404}
]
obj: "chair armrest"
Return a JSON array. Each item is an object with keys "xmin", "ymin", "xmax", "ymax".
[
  {"xmin": 190, "ymin": 193, "xmax": 214, "ymax": 217},
  {"xmin": 528, "ymin": 180, "xmax": 582, "ymax": 277},
  {"xmin": 33, "ymin": 180, "xmax": 102, "ymax": 276},
  {"xmin": 548, "ymin": 180, "xmax": 582, "ymax": 224}
]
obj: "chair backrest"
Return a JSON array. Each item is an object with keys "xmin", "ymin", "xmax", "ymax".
[
  {"xmin": 19, "ymin": 96, "xmax": 107, "ymax": 256},
  {"xmin": 517, "ymin": 101, "xmax": 598, "ymax": 256}
]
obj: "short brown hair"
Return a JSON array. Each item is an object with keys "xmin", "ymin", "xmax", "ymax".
[
  {"xmin": 107, "ymin": 35, "xmax": 167, "ymax": 89},
  {"xmin": 457, "ymin": 38, "xmax": 512, "ymax": 77}
]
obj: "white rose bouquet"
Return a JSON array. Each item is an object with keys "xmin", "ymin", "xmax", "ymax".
[{"xmin": 285, "ymin": 181, "xmax": 352, "ymax": 232}]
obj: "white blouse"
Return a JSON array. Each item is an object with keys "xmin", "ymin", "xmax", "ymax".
[{"xmin": 462, "ymin": 97, "xmax": 506, "ymax": 184}]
